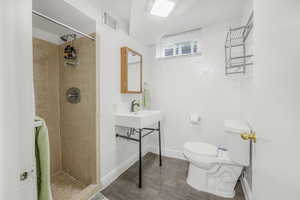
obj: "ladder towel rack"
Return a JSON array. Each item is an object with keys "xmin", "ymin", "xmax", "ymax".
[{"xmin": 225, "ymin": 12, "xmax": 254, "ymax": 75}]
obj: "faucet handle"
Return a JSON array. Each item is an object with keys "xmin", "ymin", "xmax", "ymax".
[{"xmin": 130, "ymin": 99, "xmax": 140, "ymax": 112}]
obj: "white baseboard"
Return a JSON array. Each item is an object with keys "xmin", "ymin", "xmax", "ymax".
[
  {"xmin": 100, "ymin": 146, "xmax": 151, "ymax": 190},
  {"xmin": 241, "ymin": 176, "xmax": 253, "ymax": 200},
  {"xmin": 100, "ymin": 146, "xmax": 186, "ymax": 190},
  {"xmin": 148, "ymin": 146, "xmax": 186, "ymax": 161}
]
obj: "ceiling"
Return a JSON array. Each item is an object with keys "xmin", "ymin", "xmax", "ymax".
[
  {"xmin": 86, "ymin": 0, "xmax": 248, "ymax": 45},
  {"xmin": 33, "ymin": 0, "xmax": 96, "ymax": 37},
  {"xmin": 130, "ymin": 0, "xmax": 249, "ymax": 45},
  {"xmin": 33, "ymin": 0, "xmax": 249, "ymax": 45}
]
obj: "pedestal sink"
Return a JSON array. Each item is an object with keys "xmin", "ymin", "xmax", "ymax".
[
  {"xmin": 115, "ymin": 110, "xmax": 162, "ymax": 129},
  {"xmin": 115, "ymin": 110, "xmax": 163, "ymax": 188}
]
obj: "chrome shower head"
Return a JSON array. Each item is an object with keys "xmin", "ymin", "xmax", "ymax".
[
  {"xmin": 60, "ymin": 34, "xmax": 76, "ymax": 42},
  {"xmin": 60, "ymin": 35, "xmax": 69, "ymax": 42}
]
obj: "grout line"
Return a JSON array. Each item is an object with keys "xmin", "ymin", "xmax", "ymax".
[{"xmin": 52, "ymin": 171, "xmax": 87, "ymax": 188}]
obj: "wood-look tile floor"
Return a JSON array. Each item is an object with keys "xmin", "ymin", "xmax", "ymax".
[
  {"xmin": 102, "ymin": 153, "xmax": 245, "ymax": 200},
  {"xmin": 51, "ymin": 172, "xmax": 86, "ymax": 200},
  {"xmin": 91, "ymin": 192, "xmax": 109, "ymax": 200}
]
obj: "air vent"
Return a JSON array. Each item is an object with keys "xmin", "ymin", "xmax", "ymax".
[{"xmin": 103, "ymin": 12, "xmax": 118, "ymax": 30}]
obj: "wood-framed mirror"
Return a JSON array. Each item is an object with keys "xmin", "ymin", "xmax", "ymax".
[{"xmin": 121, "ymin": 47, "xmax": 143, "ymax": 93}]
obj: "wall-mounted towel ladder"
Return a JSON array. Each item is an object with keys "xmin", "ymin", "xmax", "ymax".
[{"xmin": 225, "ymin": 12, "xmax": 254, "ymax": 75}]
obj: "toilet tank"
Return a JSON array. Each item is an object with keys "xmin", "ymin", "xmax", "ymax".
[{"xmin": 224, "ymin": 120, "xmax": 251, "ymax": 166}]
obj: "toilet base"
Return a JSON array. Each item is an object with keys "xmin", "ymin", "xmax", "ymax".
[{"xmin": 186, "ymin": 163, "xmax": 242, "ymax": 198}]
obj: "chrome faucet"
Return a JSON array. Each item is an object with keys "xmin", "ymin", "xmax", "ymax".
[{"xmin": 131, "ymin": 100, "xmax": 140, "ymax": 112}]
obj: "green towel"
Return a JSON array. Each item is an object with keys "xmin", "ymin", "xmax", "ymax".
[{"xmin": 35, "ymin": 117, "xmax": 53, "ymax": 200}]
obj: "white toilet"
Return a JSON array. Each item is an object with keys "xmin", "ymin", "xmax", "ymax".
[{"xmin": 183, "ymin": 120, "xmax": 250, "ymax": 198}]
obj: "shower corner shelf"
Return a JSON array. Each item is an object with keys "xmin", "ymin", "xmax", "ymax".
[{"xmin": 225, "ymin": 12, "xmax": 254, "ymax": 75}]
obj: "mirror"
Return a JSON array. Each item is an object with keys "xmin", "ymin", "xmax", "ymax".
[{"xmin": 121, "ymin": 47, "xmax": 142, "ymax": 93}]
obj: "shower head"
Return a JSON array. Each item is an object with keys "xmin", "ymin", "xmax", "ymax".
[
  {"xmin": 60, "ymin": 34, "xmax": 76, "ymax": 42},
  {"xmin": 60, "ymin": 35, "xmax": 69, "ymax": 42}
]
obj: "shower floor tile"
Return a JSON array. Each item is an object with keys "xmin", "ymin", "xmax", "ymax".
[{"xmin": 51, "ymin": 172, "xmax": 86, "ymax": 200}]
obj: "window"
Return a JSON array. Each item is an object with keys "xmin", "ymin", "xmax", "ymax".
[
  {"xmin": 157, "ymin": 28, "xmax": 202, "ymax": 59},
  {"xmin": 161, "ymin": 41, "xmax": 199, "ymax": 58},
  {"xmin": 164, "ymin": 47, "xmax": 174, "ymax": 57},
  {"xmin": 180, "ymin": 42, "xmax": 192, "ymax": 55}
]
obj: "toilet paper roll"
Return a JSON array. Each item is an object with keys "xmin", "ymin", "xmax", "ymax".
[{"xmin": 190, "ymin": 114, "xmax": 201, "ymax": 124}]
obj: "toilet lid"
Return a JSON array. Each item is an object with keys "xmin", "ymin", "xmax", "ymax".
[{"xmin": 184, "ymin": 142, "xmax": 218, "ymax": 157}]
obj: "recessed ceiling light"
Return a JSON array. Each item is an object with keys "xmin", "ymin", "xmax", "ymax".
[{"xmin": 150, "ymin": 0, "xmax": 175, "ymax": 18}]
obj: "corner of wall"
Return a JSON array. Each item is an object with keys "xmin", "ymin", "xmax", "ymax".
[
  {"xmin": 241, "ymin": 175, "xmax": 253, "ymax": 200},
  {"xmin": 100, "ymin": 146, "xmax": 152, "ymax": 190},
  {"xmin": 148, "ymin": 146, "xmax": 186, "ymax": 161}
]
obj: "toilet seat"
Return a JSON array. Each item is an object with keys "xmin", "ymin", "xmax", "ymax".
[
  {"xmin": 184, "ymin": 142, "xmax": 233, "ymax": 167},
  {"xmin": 184, "ymin": 142, "xmax": 218, "ymax": 157},
  {"xmin": 183, "ymin": 142, "xmax": 219, "ymax": 170}
]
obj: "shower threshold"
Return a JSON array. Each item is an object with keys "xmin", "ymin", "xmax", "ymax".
[{"xmin": 51, "ymin": 172, "xmax": 101, "ymax": 200}]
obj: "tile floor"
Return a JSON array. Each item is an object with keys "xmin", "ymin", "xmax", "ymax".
[
  {"xmin": 102, "ymin": 153, "xmax": 245, "ymax": 200},
  {"xmin": 90, "ymin": 192, "xmax": 109, "ymax": 200},
  {"xmin": 51, "ymin": 172, "xmax": 86, "ymax": 200}
]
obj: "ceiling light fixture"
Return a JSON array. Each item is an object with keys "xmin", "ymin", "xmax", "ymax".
[{"xmin": 150, "ymin": 0, "xmax": 175, "ymax": 18}]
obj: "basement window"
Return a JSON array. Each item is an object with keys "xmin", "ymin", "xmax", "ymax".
[
  {"xmin": 157, "ymin": 28, "xmax": 202, "ymax": 59},
  {"xmin": 164, "ymin": 47, "xmax": 174, "ymax": 57},
  {"xmin": 163, "ymin": 41, "xmax": 198, "ymax": 57}
]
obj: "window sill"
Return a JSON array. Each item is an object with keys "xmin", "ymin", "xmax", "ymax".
[{"xmin": 157, "ymin": 52, "xmax": 202, "ymax": 61}]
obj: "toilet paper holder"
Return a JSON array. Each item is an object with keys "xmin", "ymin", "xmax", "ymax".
[{"xmin": 190, "ymin": 114, "xmax": 201, "ymax": 124}]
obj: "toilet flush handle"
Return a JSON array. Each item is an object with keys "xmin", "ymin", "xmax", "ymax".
[{"xmin": 240, "ymin": 132, "xmax": 256, "ymax": 143}]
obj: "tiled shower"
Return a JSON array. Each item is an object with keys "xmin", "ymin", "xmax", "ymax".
[{"xmin": 33, "ymin": 34, "xmax": 97, "ymax": 200}]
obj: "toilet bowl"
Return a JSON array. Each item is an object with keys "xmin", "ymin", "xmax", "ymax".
[{"xmin": 183, "ymin": 142, "xmax": 244, "ymax": 198}]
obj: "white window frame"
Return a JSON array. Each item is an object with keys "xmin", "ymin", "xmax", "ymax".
[
  {"xmin": 156, "ymin": 28, "xmax": 202, "ymax": 59},
  {"xmin": 159, "ymin": 39, "xmax": 201, "ymax": 59}
]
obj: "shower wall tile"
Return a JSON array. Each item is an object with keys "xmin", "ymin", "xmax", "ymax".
[
  {"xmin": 60, "ymin": 35, "xmax": 97, "ymax": 185},
  {"xmin": 33, "ymin": 38, "xmax": 62, "ymax": 175}
]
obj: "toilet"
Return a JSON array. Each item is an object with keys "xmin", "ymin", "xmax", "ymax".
[{"xmin": 183, "ymin": 120, "xmax": 250, "ymax": 198}]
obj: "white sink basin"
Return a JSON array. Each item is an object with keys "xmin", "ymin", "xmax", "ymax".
[{"xmin": 115, "ymin": 110, "xmax": 162, "ymax": 129}]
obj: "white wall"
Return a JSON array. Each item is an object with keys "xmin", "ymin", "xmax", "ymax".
[
  {"xmin": 240, "ymin": 0, "xmax": 254, "ymax": 121},
  {"xmin": 0, "ymin": 0, "xmax": 36, "ymax": 199},
  {"xmin": 251, "ymin": 0, "xmax": 300, "ymax": 199},
  {"xmin": 148, "ymin": 20, "xmax": 243, "ymax": 159},
  {"xmin": 98, "ymin": 24, "xmax": 152, "ymax": 188}
]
